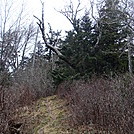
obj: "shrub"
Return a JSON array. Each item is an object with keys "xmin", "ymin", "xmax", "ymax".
[
  {"xmin": 0, "ymin": 84, "xmax": 36, "ymax": 133},
  {"xmin": 57, "ymin": 75, "xmax": 134, "ymax": 134},
  {"xmin": 0, "ymin": 57, "xmax": 55, "ymax": 133}
]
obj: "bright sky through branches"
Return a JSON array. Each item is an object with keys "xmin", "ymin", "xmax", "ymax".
[
  {"xmin": 26, "ymin": 0, "xmax": 90, "ymax": 31},
  {"xmin": 0, "ymin": 0, "xmax": 92, "ymax": 33}
]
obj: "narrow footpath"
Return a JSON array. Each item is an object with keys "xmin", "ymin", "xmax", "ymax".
[{"xmin": 14, "ymin": 95, "xmax": 100, "ymax": 134}]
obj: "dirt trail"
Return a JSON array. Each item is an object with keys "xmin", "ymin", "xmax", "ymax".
[
  {"xmin": 15, "ymin": 95, "xmax": 78, "ymax": 134},
  {"xmin": 34, "ymin": 95, "xmax": 70, "ymax": 134},
  {"xmin": 14, "ymin": 95, "xmax": 98, "ymax": 134}
]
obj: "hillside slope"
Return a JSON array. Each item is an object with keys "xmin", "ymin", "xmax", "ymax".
[{"xmin": 12, "ymin": 95, "xmax": 97, "ymax": 134}]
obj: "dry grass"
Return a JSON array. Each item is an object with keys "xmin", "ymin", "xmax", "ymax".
[
  {"xmin": 13, "ymin": 95, "xmax": 76, "ymax": 134},
  {"xmin": 12, "ymin": 95, "xmax": 102, "ymax": 134}
]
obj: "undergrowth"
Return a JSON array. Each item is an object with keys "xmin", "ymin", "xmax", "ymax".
[{"xmin": 57, "ymin": 75, "xmax": 134, "ymax": 134}]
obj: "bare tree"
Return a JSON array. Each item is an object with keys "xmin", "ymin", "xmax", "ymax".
[
  {"xmin": 119, "ymin": 0, "xmax": 134, "ymax": 74},
  {"xmin": 0, "ymin": 0, "xmax": 38, "ymax": 73},
  {"xmin": 34, "ymin": 2, "xmax": 75, "ymax": 69},
  {"xmin": 57, "ymin": 0, "xmax": 83, "ymax": 33},
  {"xmin": 32, "ymin": 27, "xmax": 40, "ymax": 70},
  {"xmin": 0, "ymin": 1, "xmax": 39, "ymax": 133},
  {"xmin": 34, "ymin": 1, "xmax": 85, "ymax": 70}
]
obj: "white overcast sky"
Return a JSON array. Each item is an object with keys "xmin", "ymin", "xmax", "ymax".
[
  {"xmin": 25, "ymin": 0, "xmax": 90, "ymax": 31},
  {"xmin": 0, "ymin": 0, "xmax": 94, "ymax": 55},
  {"xmin": 0, "ymin": 0, "xmax": 96, "ymax": 33}
]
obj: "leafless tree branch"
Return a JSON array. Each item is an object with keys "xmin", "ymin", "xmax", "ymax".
[{"xmin": 34, "ymin": 2, "xmax": 76, "ymax": 70}]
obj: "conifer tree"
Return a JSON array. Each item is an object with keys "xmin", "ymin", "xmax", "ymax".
[{"xmin": 94, "ymin": 0, "xmax": 131, "ymax": 74}]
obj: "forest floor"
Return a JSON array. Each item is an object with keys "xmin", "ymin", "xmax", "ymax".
[{"xmin": 12, "ymin": 95, "xmax": 104, "ymax": 134}]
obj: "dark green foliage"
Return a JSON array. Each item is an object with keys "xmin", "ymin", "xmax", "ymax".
[
  {"xmin": 52, "ymin": 14, "xmax": 95, "ymax": 85},
  {"xmin": 58, "ymin": 13, "xmax": 97, "ymax": 74},
  {"xmin": 98, "ymin": 0, "xmax": 128, "ymax": 51},
  {"xmin": 52, "ymin": 0, "xmax": 134, "ymax": 85},
  {"xmin": 93, "ymin": 0, "xmax": 131, "ymax": 74}
]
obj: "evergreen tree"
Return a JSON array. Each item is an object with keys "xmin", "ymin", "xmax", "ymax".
[
  {"xmin": 52, "ymin": 13, "xmax": 97, "ymax": 84},
  {"xmin": 52, "ymin": 0, "xmax": 133, "ymax": 85},
  {"xmin": 94, "ymin": 0, "xmax": 131, "ymax": 74}
]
